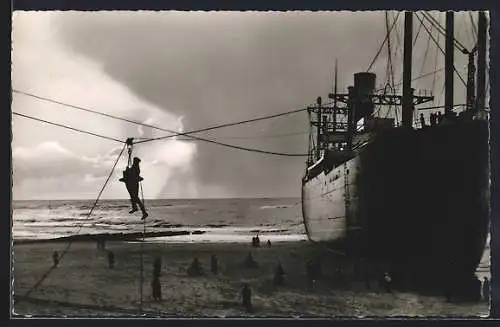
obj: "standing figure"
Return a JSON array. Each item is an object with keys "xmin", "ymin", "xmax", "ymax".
[
  {"xmin": 187, "ymin": 257, "xmax": 203, "ymax": 276},
  {"xmin": 153, "ymin": 257, "xmax": 162, "ymax": 279},
  {"xmin": 121, "ymin": 157, "xmax": 148, "ymax": 220},
  {"xmin": 306, "ymin": 260, "xmax": 318, "ymax": 289},
  {"xmin": 211, "ymin": 254, "xmax": 218, "ymax": 275},
  {"xmin": 273, "ymin": 263, "xmax": 285, "ymax": 286},
  {"xmin": 420, "ymin": 113, "xmax": 426, "ymax": 128},
  {"xmin": 383, "ymin": 272, "xmax": 392, "ymax": 293},
  {"xmin": 97, "ymin": 238, "xmax": 106, "ymax": 251},
  {"xmin": 241, "ymin": 283, "xmax": 253, "ymax": 313},
  {"xmin": 108, "ymin": 251, "xmax": 115, "ymax": 269},
  {"xmin": 151, "ymin": 277, "xmax": 162, "ymax": 301},
  {"xmin": 52, "ymin": 251, "xmax": 59, "ymax": 267}
]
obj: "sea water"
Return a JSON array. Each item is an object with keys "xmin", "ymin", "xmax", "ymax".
[
  {"xmin": 12, "ymin": 198, "xmax": 306, "ymax": 243},
  {"xmin": 12, "ymin": 197, "xmax": 489, "ymax": 278}
]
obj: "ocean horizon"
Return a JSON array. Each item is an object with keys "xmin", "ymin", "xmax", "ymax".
[{"xmin": 12, "ymin": 197, "xmax": 306, "ymax": 242}]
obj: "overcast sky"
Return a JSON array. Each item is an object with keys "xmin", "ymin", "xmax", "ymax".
[{"xmin": 11, "ymin": 11, "xmax": 485, "ymax": 200}]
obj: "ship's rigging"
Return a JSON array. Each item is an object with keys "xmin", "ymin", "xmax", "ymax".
[{"xmin": 305, "ymin": 11, "xmax": 489, "ymax": 168}]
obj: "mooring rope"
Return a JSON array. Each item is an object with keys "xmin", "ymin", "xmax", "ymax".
[
  {"xmin": 18, "ymin": 144, "xmax": 127, "ymax": 301},
  {"xmin": 139, "ymin": 181, "xmax": 145, "ymax": 314}
]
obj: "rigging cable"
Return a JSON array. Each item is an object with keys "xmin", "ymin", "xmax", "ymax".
[
  {"xmin": 385, "ymin": 11, "xmax": 396, "ymax": 89},
  {"xmin": 139, "ymin": 181, "xmax": 145, "ymax": 314},
  {"xmin": 421, "ymin": 12, "xmax": 469, "ymax": 53},
  {"xmin": 432, "ymin": 19, "xmax": 441, "ymax": 104},
  {"xmin": 13, "ymin": 90, "xmax": 309, "ymax": 157},
  {"xmin": 375, "ymin": 67, "xmax": 446, "ymax": 92},
  {"xmin": 385, "ymin": 11, "xmax": 398, "ymax": 123},
  {"xmin": 415, "ymin": 13, "xmax": 467, "ymax": 87},
  {"xmin": 13, "ymin": 89, "xmax": 245, "ymax": 144},
  {"xmin": 418, "ymin": 21, "xmax": 433, "ymax": 79},
  {"xmin": 12, "ymin": 112, "xmax": 124, "ymax": 144},
  {"xmin": 393, "ymin": 12, "xmax": 404, "ymax": 60},
  {"xmin": 134, "ymin": 108, "xmax": 308, "ymax": 147},
  {"xmin": 413, "ymin": 16, "xmax": 424, "ymax": 46},
  {"xmin": 413, "ymin": 19, "xmax": 434, "ymax": 124},
  {"xmin": 469, "ymin": 12, "xmax": 478, "ymax": 43},
  {"xmin": 366, "ymin": 12, "xmax": 401, "ymax": 72},
  {"xmin": 18, "ymin": 143, "xmax": 127, "ymax": 301}
]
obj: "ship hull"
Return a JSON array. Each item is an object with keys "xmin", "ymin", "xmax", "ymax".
[{"xmin": 302, "ymin": 119, "xmax": 490, "ymax": 292}]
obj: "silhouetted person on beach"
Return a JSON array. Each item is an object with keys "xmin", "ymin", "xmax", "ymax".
[
  {"xmin": 241, "ymin": 283, "xmax": 253, "ymax": 313},
  {"xmin": 211, "ymin": 254, "xmax": 218, "ymax": 275},
  {"xmin": 153, "ymin": 257, "xmax": 162, "ymax": 279},
  {"xmin": 251, "ymin": 235, "xmax": 260, "ymax": 247},
  {"xmin": 52, "ymin": 251, "xmax": 59, "ymax": 267},
  {"xmin": 482, "ymin": 277, "xmax": 490, "ymax": 303},
  {"xmin": 244, "ymin": 252, "xmax": 259, "ymax": 269},
  {"xmin": 267, "ymin": 240, "xmax": 272, "ymax": 248},
  {"xmin": 306, "ymin": 260, "xmax": 320, "ymax": 289},
  {"xmin": 97, "ymin": 238, "xmax": 106, "ymax": 251},
  {"xmin": 108, "ymin": 251, "xmax": 115, "ymax": 269},
  {"xmin": 383, "ymin": 272, "xmax": 392, "ymax": 293},
  {"xmin": 120, "ymin": 157, "xmax": 148, "ymax": 220},
  {"xmin": 187, "ymin": 257, "xmax": 203, "ymax": 276},
  {"xmin": 151, "ymin": 276, "xmax": 162, "ymax": 301},
  {"xmin": 273, "ymin": 263, "xmax": 285, "ymax": 286}
]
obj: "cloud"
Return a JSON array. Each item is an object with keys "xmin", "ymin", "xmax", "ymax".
[
  {"xmin": 14, "ymin": 141, "xmax": 101, "ymax": 180},
  {"xmin": 12, "ymin": 140, "xmax": 199, "ymax": 200},
  {"xmin": 12, "ymin": 12, "xmax": 202, "ymax": 199},
  {"xmin": 51, "ymin": 11, "xmax": 388, "ymax": 197}
]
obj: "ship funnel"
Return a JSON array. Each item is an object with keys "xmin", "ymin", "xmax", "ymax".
[{"xmin": 353, "ymin": 72, "xmax": 376, "ymax": 122}]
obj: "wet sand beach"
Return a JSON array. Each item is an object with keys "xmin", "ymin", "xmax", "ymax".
[{"xmin": 13, "ymin": 238, "xmax": 489, "ymax": 318}]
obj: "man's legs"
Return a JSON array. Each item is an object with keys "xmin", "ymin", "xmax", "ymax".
[
  {"xmin": 129, "ymin": 183, "xmax": 148, "ymax": 219},
  {"xmin": 125, "ymin": 183, "xmax": 139, "ymax": 213}
]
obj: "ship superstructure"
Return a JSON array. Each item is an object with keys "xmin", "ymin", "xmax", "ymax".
[{"xmin": 301, "ymin": 11, "xmax": 490, "ymax": 295}]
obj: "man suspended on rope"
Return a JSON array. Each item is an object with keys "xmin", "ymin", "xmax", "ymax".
[
  {"xmin": 128, "ymin": 157, "xmax": 148, "ymax": 219},
  {"xmin": 120, "ymin": 155, "xmax": 148, "ymax": 220}
]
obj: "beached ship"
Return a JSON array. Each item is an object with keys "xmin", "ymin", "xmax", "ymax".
[{"xmin": 301, "ymin": 11, "xmax": 490, "ymax": 294}]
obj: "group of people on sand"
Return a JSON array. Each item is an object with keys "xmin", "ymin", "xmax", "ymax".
[
  {"xmin": 152, "ymin": 250, "xmax": 274, "ymax": 312},
  {"xmin": 251, "ymin": 235, "xmax": 272, "ymax": 248}
]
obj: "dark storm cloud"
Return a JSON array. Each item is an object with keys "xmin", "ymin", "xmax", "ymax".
[{"xmin": 52, "ymin": 11, "xmax": 390, "ymax": 197}]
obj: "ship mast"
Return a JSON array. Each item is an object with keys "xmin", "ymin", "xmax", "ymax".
[
  {"xmin": 466, "ymin": 50, "xmax": 476, "ymax": 112},
  {"xmin": 445, "ymin": 11, "xmax": 455, "ymax": 118},
  {"xmin": 333, "ymin": 59, "xmax": 338, "ymax": 132},
  {"xmin": 316, "ymin": 96, "xmax": 322, "ymax": 160},
  {"xmin": 402, "ymin": 11, "xmax": 414, "ymax": 128},
  {"xmin": 476, "ymin": 11, "xmax": 487, "ymax": 113}
]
